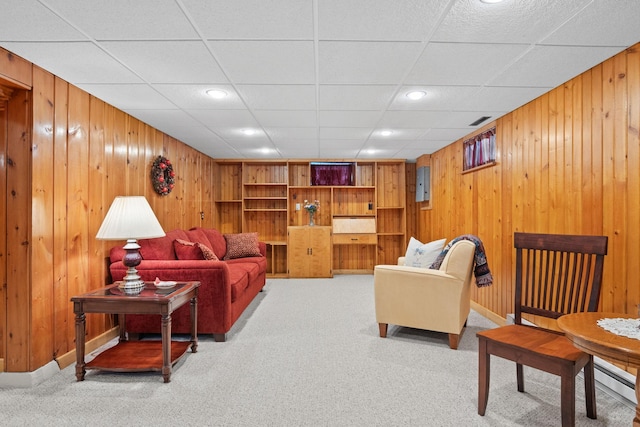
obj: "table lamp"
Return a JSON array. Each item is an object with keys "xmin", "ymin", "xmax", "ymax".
[{"xmin": 96, "ymin": 196, "xmax": 165, "ymax": 294}]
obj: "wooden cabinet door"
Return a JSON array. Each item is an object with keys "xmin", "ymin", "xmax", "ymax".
[
  {"xmin": 288, "ymin": 226, "xmax": 332, "ymax": 278},
  {"xmin": 307, "ymin": 226, "xmax": 332, "ymax": 277},
  {"xmin": 288, "ymin": 226, "xmax": 309, "ymax": 278}
]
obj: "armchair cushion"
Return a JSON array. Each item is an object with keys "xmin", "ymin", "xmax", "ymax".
[{"xmin": 403, "ymin": 237, "xmax": 446, "ymax": 268}]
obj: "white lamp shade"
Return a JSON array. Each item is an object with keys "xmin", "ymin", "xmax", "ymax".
[{"xmin": 96, "ymin": 196, "xmax": 166, "ymax": 240}]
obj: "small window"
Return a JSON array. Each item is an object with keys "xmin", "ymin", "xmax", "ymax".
[
  {"xmin": 310, "ymin": 162, "xmax": 355, "ymax": 186},
  {"xmin": 463, "ymin": 127, "xmax": 496, "ymax": 172}
]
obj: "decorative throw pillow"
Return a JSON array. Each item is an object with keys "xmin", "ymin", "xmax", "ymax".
[
  {"xmin": 174, "ymin": 239, "xmax": 219, "ymax": 261},
  {"xmin": 197, "ymin": 242, "xmax": 218, "ymax": 260},
  {"xmin": 223, "ymin": 232, "xmax": 261, "ymax": 260},
  {"xmin": 404, "ymin": 237, "xmax": 447, "ymax": 268},
  {"xmin": 174, "ymin": 239, "xmax": 204, "ymax": 260}
]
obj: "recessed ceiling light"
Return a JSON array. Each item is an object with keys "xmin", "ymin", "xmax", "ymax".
[
  {"xmin": 406, "ymin": 90, "xmax": 426, "ymax": 100},
  {"xmin": 206, "ymin": 89, "xmax": 228, "ymax": 99},
  {"xmin": 380, "ymin": 130, "xmax": 393, "ymax": 136},
  {"xmin": 242, "ymin": 129, "xmax": 257, "ymax": 136},
  {"xmin": 480, "ymin": 0, "xmax": 505, "ymax": 3}
]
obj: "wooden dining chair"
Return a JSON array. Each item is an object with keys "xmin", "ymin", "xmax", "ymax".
[{"xmin": 476, "ymin": 232, "xmax": 608, "ymax": 427}]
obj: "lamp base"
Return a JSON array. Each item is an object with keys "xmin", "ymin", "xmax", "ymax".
[
  {"xmin": 119, "ymin": 275, "xmax": 145, "ymax": 295},
  {"xmin": 120, "ymin": 239, "xmax": 145, "ymax": 295}
]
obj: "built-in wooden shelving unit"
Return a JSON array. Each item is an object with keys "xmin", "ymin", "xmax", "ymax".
[{"xmin": 214, "ymin": 159, "xmax": 406, "ymax": 277}]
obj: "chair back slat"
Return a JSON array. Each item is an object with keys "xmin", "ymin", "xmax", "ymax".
[{"xmin": 514, "ymin": 232, "xmax": 608, "ymax": 325}]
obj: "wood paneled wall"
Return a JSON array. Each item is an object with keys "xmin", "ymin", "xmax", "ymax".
[
  {"xmin": 3, "ymin": 41, "xmax": 640, "ymax": 373},
  {"xmin": 420, "ymin": 44, "xmax": 640, "ymax": 322},
  {"xmin": 1, "ymin": 49, "xmax": 217, "ymax": 372}
]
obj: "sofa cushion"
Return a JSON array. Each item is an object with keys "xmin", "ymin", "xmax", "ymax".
[
  {"xmin": 404, "ymin": 237, "xmax": 446, "ymax": 268},
  {"xmin": 223, "ymin": 232, "xmax": 261, "ymax": 260},
  {"xmin": 228, "ymin": 267, "xmax": 250, "ymax": 302},
  {"xmin": 228, "ymin": 261, "xmax": 261, "ymax": 287},
  {"xmin": 139, "ymin": 229, "xmax": 188, "ymax": 260}
]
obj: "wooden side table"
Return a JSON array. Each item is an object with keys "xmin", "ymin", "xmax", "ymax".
[
  {"xmin": 558, "ymin": 312, "xmax": 640, "ymax": 426},
  {"xmin": 71, "ymin": 281, "xmax": 200, "ymax": 383}
]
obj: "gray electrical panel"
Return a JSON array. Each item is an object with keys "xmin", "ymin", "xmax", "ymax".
[{"xmin": 416, "ymin": 166, "xmax": 430, "ymax": 202}]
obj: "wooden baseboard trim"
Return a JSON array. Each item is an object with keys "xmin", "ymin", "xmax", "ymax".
[
  {"xmin": 55, "ymin": 327, "xmax": 120, "ymax": 370},
  {"xmin": 470, "ymin": 301, "xmax": 506, "ymax": 327}
]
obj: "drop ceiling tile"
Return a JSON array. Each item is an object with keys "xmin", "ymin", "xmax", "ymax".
[
  {"xmin": 401, "ymin": 140, "xmax": 456, "ymax": 156},
  {"xmin": 198, "ymin": 143, "xmax": 243, "ymax": 158},
  {"xmin": 125, "ymin": 109, "xmax": 203, "ymax": 130},
  {"xmin": 236, "ymin": 85, "xmax": 316, "ymax": 110},
  {"xmin": 187, "ymin": 110, "xmax": 259, "ymax": 128},
  {"xmin": 2, "ymin": 42, "xmax": 142, "ymax": 84},
  {"xmin": 319, "ymin": 128, "xmax": 371, "ymax": 140},
  {"xmin": 279, "ymin": 148, "xmax": 321, "ymax": 159},
  {"xmin": 46, "ymin": 0, "xmax": 199, "ymax": 40},
  {"xmin": 208, "ymin": 41, "xmax": 315, "ymax": 84},
  {"xmin": 274, "ymin": 139, "xmax": 320, "ymax": 149},
  {"xmin": 318, "ymin": 141, "xmax": 360, "ymax": 158},
  {"xmin": 209, "ymin": 128, "xmax": 269, "ymax": 142},
  {"xmin": 253, "ymin": 110, "xmax": 318, "ymax": 127},
  {"xmin": 235, "ymin": 146, "xmax": 282, "ymax": 158},
  {"xmin": 183, "ymin": 0, "xmax": 313, "ymax": 40},
  {"xmin": 318, "ymin": 111, "xmax": 382, "ymax": 127},
  {"xmin": 405, "ymin": 42, "xmax": 530, "ymax": 86},
  {"xmin": 542, "ymin": 1, "xmax": 640, "ymax": 47},
  {"xmin": 370, "ymin": 129, "xmax": 424, "ymax": 140},
  {"xmin": 0, "ymin": 1, "xmax": 86, "ymax": 41},
  {"xmin": 436, "ymin": 111, "xmax": 507, "ymax": 129},
  {"xmin": 102, "ymin": 41, "xmax": 228, "ymax": 83},
  {"xmin": 455, "ymin": 86, "xmax": 549, "ymax": 112},
  {"xmin": 154, "ymin": 84, "xmax": 245, "ymax": 109},
  {"xmin": 318, "ymin": 0, "xmax": 448, "ymax": 41},
  {"xmin": 158, "ymin": 125, "xmax": 223, "ymax": 143},
  {"xmin": 490, "ymin": 45, "xmax": 625, "ymax": 88},
  {"xmin": 390, "ymin": 86, "xmax": 482, "ymax": 111},
  {"xmin": 422, "ymin": 128, "xmax": 475, "ymax": 141},
  {"xmin": 377, "ymin": 111, "xmax": 453, "ymax": 128},
  {"xmin": 265, "ymin": 127, "xmax": 319, "ymax": 141},
  {"xmin": 318, "ymin": 41, "xmax": 424, "ymax": 84},
  {"xmin": 391, "ymin": 147, "xmax": 430, "ymax": 160},
  {"xmin": 77, "ymin": 84, "xmax": 175, "ymax": 109},
  {"xmin": 357, "ymin": 146, "xmax": 400, "ymax": 158},
  {"xmin": 319, "ymin": 85, "xmax": 397, "ymax": 110},
  {"xmin": 431, "ymin": 0, "xmax": 589, "ymax": 44}
]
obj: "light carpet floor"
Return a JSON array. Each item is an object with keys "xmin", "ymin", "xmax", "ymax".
[{"xmin": 0, "ymin": 275, "xmax": 635, "ymax": 426}]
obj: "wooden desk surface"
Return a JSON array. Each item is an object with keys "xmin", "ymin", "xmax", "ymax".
[{"xmin": 558, "ymin": 312, "xmax": 640, "ymax": 369}]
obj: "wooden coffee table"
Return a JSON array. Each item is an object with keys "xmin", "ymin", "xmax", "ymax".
[
  {"xmin": 71, "ymin": 281, "xmax": 200, "ymax": 383},
  {"xmin": 558, "ymin": 312, "xmax": 640, "ymax": 426}
]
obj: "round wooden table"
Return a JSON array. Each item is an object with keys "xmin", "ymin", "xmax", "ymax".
[{"xmin": 558, "ymin": 312, "xmax": 640, "ymax": 426}]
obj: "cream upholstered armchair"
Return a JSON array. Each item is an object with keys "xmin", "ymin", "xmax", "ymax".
[{"xmin": 373, "ymin": 239, "xmax": 476, "ymax": 349}]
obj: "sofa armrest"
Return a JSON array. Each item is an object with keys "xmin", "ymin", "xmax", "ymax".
[
  {"xmin": 258, "ymin": 241, "xmax": 267, "ymax": 257},
  {"xmin": 110, "ymin": 259, "xmax": 233, "ymax": 300}
]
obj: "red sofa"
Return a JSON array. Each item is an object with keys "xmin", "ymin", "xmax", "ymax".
[{"xmin": 109, "ymin": 227, "xmax": 267, "ymax": 342}]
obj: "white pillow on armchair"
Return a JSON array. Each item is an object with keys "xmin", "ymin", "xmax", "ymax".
[{"xmin": 403, "ymin": 237, "xmax": 447, "ymax": 268}]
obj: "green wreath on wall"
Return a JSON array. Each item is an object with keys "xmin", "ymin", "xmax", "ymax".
[{"xmin": 151, "ymin": 155, "xmax": 175, "ymax": 196}]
